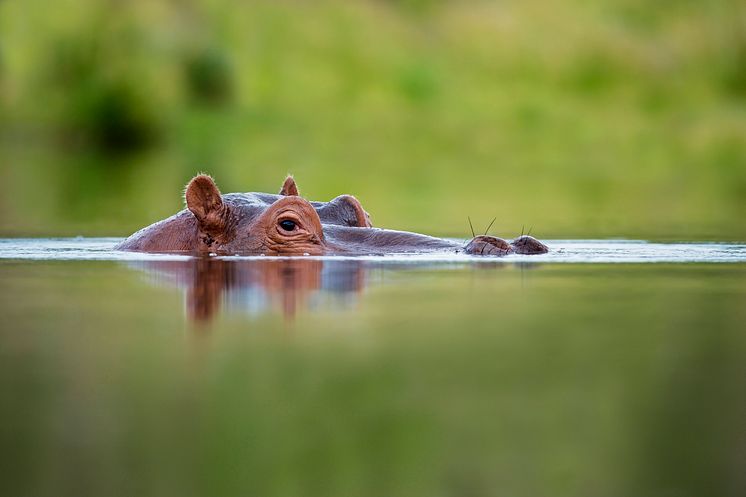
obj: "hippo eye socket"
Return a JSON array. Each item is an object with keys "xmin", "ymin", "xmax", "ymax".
[{"xmin": 279, "ymin": 219, "xmax": 297, "ymax": 232}]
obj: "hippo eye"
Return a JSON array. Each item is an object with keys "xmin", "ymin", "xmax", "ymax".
[{"xmin": 279, "ymin": 219, "xmax": 297, "ymax": 232}]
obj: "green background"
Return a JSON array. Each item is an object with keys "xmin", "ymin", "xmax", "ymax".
[{"xmin": 2, "ymin": 0, "xmax": 745, "ymax": 240}]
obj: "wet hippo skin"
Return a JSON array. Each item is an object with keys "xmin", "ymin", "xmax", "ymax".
[{"xmin": 116, "ymin": 175, "xmax": 548, "ymax": 256}]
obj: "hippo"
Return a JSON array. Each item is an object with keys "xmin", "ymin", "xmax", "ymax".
[{"xmin": 116, "ymin": 174, "xmax": 548, "ymax": 256}]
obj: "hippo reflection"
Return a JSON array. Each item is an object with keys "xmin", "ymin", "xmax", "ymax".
[
  {"xmin": 127, "ymin": 257, "xmax": 524, "ymax": 323},
  {"xmin": 129, "ymin": 258, "xmax": 368, "ymax": 322},
  {"xmin": 117, "ymin": 175, "xmax": 548, "ymax": 256}
]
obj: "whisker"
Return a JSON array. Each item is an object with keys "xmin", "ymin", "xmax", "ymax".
[
  {"xmin": 527, "ymin": 226, "xmax": 533, "ymax": 237},
  {"xmin": 484, "ymin": 217, "xmax": 496, "ymax": 236},
  {"xmin": 468, "ymin": 216, "xmax": 475, "ymax": 238}
]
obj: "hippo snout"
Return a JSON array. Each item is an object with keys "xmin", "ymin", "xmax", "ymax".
[
  {"xmin": 511, "ymin": 235, "xmax": 549, "ymax": 255},
  {"xmin": 464, "ymin": 235, "xmax": 513, "ymax": 256}
]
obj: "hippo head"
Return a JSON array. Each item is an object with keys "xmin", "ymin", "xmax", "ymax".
[{"xmin": 185, "ymin": 174, "xmax": 370, "ymax": 255}]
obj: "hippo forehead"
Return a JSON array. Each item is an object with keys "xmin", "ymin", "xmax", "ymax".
[{"xmin": 222, "ymin": 192, "xmax": 368, "ymax": 227}]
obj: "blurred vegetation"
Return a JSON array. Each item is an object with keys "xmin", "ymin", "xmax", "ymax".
[{"xmin": 1, "ymin": 0, "xmax": 745, "ymax": 239}]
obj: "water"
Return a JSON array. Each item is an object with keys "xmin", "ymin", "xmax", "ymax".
[
  {"xmin": 2, "ymin": 237, "xmax": 746, "ymax": 263},
  {"xmin": 1, "ymin": 238, "xmax": 745, "ymax": 497}
]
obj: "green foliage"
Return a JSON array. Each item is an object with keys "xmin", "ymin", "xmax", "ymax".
[
  {"xmin": 0, "ymin": 0, "xmax": 745, "ymax": 239},
  {"xmin": 183, "ymin": 48, "xmax": 234, "ymax": 105}
]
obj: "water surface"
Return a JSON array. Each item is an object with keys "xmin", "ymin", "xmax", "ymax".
[
  {"xmin": 2, "ymin": 237, "xmax": 746, "ymax": 263},
  {"xmin": 1, "ymin": 238, "xmax": 744, "ymax": 497}
]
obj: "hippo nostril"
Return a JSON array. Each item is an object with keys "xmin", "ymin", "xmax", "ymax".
[
  {"xmin": 511, "ymin": 235, "xmax": 548, "ymax": 254},
  {"xmin": 464, "ymin": 235, "xmax": 513, "ymax": 256}
]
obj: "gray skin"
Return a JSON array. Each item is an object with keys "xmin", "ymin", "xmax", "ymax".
[{"xmin": 116, "ymin": 175, "xmax": 549, "ymax": 257}]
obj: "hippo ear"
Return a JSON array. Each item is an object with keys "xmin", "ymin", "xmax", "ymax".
[
  {"xmin": 185, "ymin": 174, "xmax": 227, "ymax": 232},
  {"xmin": 279, "ymin": 175, "xmax": 299, "ymax": 196}
]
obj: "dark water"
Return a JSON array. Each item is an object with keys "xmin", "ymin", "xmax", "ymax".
[{"xmin": 1, "ymin": 239, "xmax": 745, "ymax": 497}]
